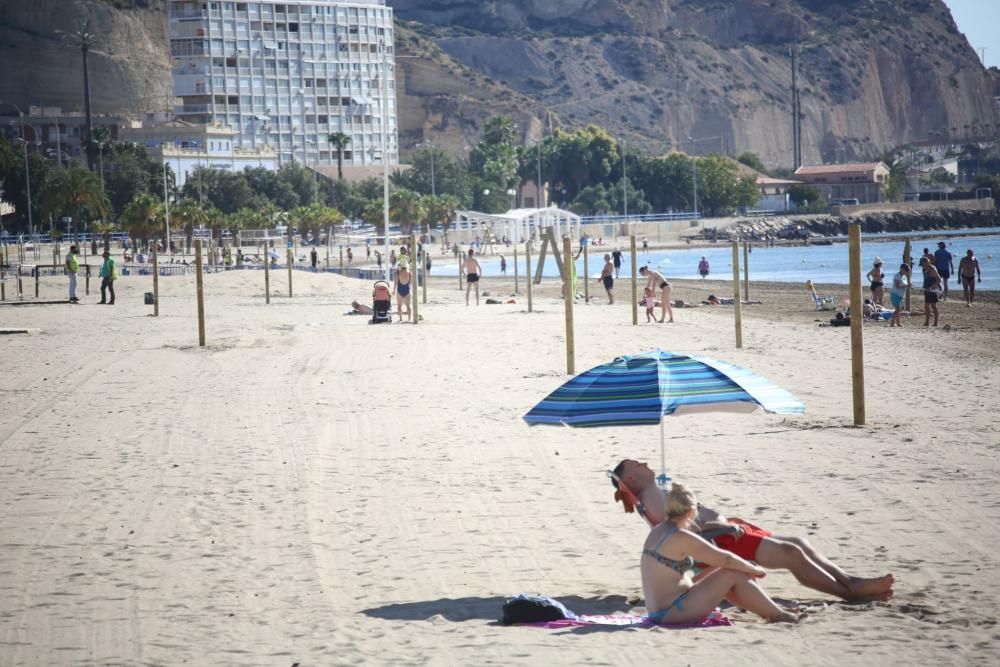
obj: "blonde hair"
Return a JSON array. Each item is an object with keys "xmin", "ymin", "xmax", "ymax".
[{"xmin": 665, "ymin": 483, "xmax": 697, "ymax": 520}]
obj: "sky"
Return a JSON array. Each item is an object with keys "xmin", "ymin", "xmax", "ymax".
[{"xmin": 943, "ymin": 0, "xmax": 1000, "ymax": 68}]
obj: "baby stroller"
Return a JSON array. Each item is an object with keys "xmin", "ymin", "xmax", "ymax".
[{"xmin": 371, "ymin": 280, "xmax": 392, "ymax": 324}]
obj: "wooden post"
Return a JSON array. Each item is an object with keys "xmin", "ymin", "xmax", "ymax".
[
  {"xmin": 513, "ymin": 244, "xmax": 519, "ymax": 295},
  {"xmin": 410, "ymin": 233, "xmax": 419, "ymax": 325},
  {"xmin": 264, "ymin": 248, "xmax": 271, "ymax": 304},
  {"xmin": 152, "ymin": 249, "xmax": 159, "ymax": 316},
  {"xmin": 583, "ymin": 242, "xmax": 590, "ymax": 304},
  {"xmin": 731, "ymin": 241, "xmax": 743, "ymax": 349},
  {"xmin": 85, "ymin": 264, "xmax": 90, "ymax": 295},
  {"xmin": 339, "ymin": 245, "xmax": 344, "ymax": 272},
  {"xmin": 326, "ymin": 226, "xmax": 331, "ymax": 268},
  {"xmin": 194, "ymin": 239, "xmax": 206, "ymax": 347},
  {"xmin": 742, "ymin": 241, "xmax": 750, "ymax": 302},
  {"xmin": 525, "ymin": 240, "xmax": 533, "ymax": 313},
  {"xmin": 286, "ymin": 249, "xmax": 293, "ymax": 298},
  {"xmin": 457, "ymin": 247, "xmax": 463, "ymax": 291},
  {"xmin": 563, "ymin": 236, "xmax": 575, "ymax": 375},
  {"xmin": 902, "ymin": 239, "xmax": 912, "ymax": 312},
  {"xmin": 421, "ymin": 245, "xmax": 427, "ymax": 305},
  {"xmin": 35, "ymin": 266, "xmax": 39, "ymax": 298},
  {"xmin": 630, "ymin": 235, "xmax": 638, "ymax": 325},
  {"xmin": 848, "ymin": 224, "xmax": 866, "ymax": 426}
]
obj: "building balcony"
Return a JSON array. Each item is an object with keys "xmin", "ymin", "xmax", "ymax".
[{"xmin": 176, "ymin": 104, "xmax": 211, "ymax": 115}]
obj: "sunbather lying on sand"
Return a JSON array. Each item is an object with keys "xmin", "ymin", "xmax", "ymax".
[
  {"xmin": 641, "ymin": 482, "xmax": 801, "ymax": 624},
  {"xmin": 346, "ymin": 301, "xmax": 373, "ymax": 315},
  {"xmin": 613, "ymin": 459, "xmax": 894, "ymax": 602}
]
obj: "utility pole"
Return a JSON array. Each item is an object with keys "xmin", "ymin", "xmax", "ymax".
[
  {"xmin": 622, "ymin": 141, "xmax": 629, "ymax": 223},
  {"xmin": 790, "ymin": 47, "xmax": 801, "ymax": 170}
]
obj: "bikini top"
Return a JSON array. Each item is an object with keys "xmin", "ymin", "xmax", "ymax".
[{"xmin": 643, "ymin": 528, "xmax": 696, "ymax": 575}]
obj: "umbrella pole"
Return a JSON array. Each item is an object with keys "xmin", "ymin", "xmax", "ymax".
[{"xmin": 658, "ymin": 418, "xmax": 668, "ymax": 488}]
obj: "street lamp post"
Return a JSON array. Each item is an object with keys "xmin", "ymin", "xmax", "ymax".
[
  {"xmin": 162, "ymin": 149, "xmax": 171, "ymax": 254},
  {"xmin": 621, "ymin": 140, "xmax": 629, "ymax": 223},
  {"xmin": 420, "ymin": 140, "xmax": 436, "ymax": 197},
  {"xmin": 379, "ymin": 42, "xmax": 392, "ymax": 282}
]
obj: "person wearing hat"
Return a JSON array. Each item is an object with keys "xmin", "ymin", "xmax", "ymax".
[
  {"xmin": 99, "ymin": 250, "xmax": 117, "ymax": 305},
  {"xmin": 65, "ymin": 245, "xmax": 80, "ymax": 303},
  {"xmin": 933, "ymin": 241, "xmax": 954, "ymax": 300},
  {"xmin": 866, "ymin": 257, "xmax": 885, "ymax": 306},
  {"xmin": 393, "ymin": 260, "xmax": 412, "ymax": 322}
]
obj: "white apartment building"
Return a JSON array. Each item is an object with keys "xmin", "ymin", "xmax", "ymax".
[
  {"xmin": 168, "ymin": 0, "xmax": 398, "ymax": 168},
  {"xmin": 120, "ymin": 120, "xmax": 278, "ymax": 188}
]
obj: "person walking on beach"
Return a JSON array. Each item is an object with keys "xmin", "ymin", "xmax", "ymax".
[
  {"xmin": 99, "ymin": 250, "xmax": 116, "ymax": 305},
  {"xmin": 642, "ymin": 237, "xmax": 649, "ymax": 253},
  {"xmin": 65, "ymin": 245, "xmax": 80, "ymax": 303},
  {"xmin": 613, "ymin": 459, "xmax": 895, "ymax": 603},
  {"xmin": 866, "ymin": 258, "xmax": 885, "ymax": 306},
  {"xmin": 500, "ymin": 255, "xmax": 507, "ymax": 275},
  {"xmin": 375, "ymin": 250, "xmax": 383, "ymax": 270},
  {"xmin": 611, "ymin": 248, "xmax": 623, "ymax": 279},
  {"xmin": 347, "ymin": 247, "xmax": 353, "ymax": 265},
  {"xmin": 366, "ymin": 241, "xmax": 371, "ymax": 260},
  {"xmin": 919, "ymin": 256, "xmax": 941, "ymax": 327},
  {"xmin": 424, "ymin": 252, "xmax": 432, "ymax": 275},
  {"xmin": 310, "ymin": 247, "xmax": 318, "ymax": 271},
  {"xmin": 698, "ymin": 256, "xmax": 710, "ymax": 280},
  {"xmin": 598, "ymin": 253, "xmax": 615, "ymax": 304},
  {"xmin": 934, "ymin": 242, "xmax": 954, "ymax": 300},
  {"xmin": 461, "ymin": 248, "xmax": 482, "ymax": 306},
  {"xmin": 639, "ymin": 266, "xmax": 673, "ymax": 323},
  {"xmin": 958, "ymin": 249, "xmax": 982, "ymax": 306},
  {"xmin": 393, "ymin": 261, "xmax": 413, "ymax": 322},
  {"xmin": 889, "ymin": 263, "xmax": 909, "ymax": 328}
]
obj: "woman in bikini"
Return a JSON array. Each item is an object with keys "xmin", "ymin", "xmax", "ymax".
[
  {"xmin": 393, "ymin": 262, "xmax": 413, "ymax": 322},
  {"xmin": 866, "ymin": 258, "xmax": 885, "ymax": 306},
  {"xmin": 639, "ymin": 266, "xmax": 673, "ymax": 323},
  {"xmin": 641, "ymin": 483, "xmax": 800, "ymax": 625}
]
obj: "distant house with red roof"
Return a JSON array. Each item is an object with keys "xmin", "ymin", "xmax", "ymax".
[{"xmin": 793, "ymin": 162, "xmax": 890, "ymax": 204}]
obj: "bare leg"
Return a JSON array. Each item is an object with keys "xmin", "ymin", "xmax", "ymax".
[
  {"xmin": 756, "ymin": 539, "xmax": 852, "ymax": 599},
  {"xmin": 465, "ymin": 283, "xmax": 470, "ymax": 306},
  {"xmin": 659, "ymin": 286, "xmax": 674, "ymax": 323},
  {"xmin": 761, "ymin": 537, "xmax": 894, "ymax": 600},
  {"xmin": 474, "ymin": 283, "xmax": 480, "ymax": 306},
  {"xmin": 931, "ymin": 303, "xmax": 938, "ymax": 326},
  {"xmin": 654, "ymin": 569, "xmax": 797, "ymax": 624}
]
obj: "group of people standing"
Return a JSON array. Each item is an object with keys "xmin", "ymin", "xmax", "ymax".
[
  {"xmin": 868, "ymin": 241, "xmax": 984, "ymax": 328},
  {"xmin": 63, "ymin": 245, "xmax": 118, "ymax": 305}
]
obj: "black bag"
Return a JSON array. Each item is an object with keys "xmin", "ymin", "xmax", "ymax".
[{"xmin": 500, "ymin": 594, "xmax": 574, "ymax": 625}]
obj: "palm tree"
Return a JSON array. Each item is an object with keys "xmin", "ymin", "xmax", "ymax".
[
  {"xmin": 390, "ymin": 188, "xmax": 423, "ymax": 236},
  {"xmin": 41, "ymin": 167, "xmax": 109, "ymax": 235},
  {"xmin": 420, "ymin": 194, "xmax": 459, "ymax": 244},
  {"xmin": 59, "ymin": 19, "xmax": 98, "ymax": 171},
  {"xmin": 172, "ymin": 200, "xmax": 208, "ymax": 250},
  {"xmin": 327, "ymin": 132, "xmax": 351, "ymax": 180},
  {"xmin": 90, "ymin": 126, "xmax": 111, "ymax": 189},
  {"xmin": 122, "ymin": 193, "xmax": 163, "ymax": 247}
]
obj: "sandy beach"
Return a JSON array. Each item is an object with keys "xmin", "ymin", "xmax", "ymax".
[{"xmin": 2, "ymin": 266, "xmax": 999, "ymax": 666}]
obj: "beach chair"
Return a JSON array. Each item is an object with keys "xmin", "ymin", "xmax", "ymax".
[
  {"xmin": 370, "ymin": 280, "xmax": 392, "ymax": 324},
  {"xmin": 811, "ymin": 292, "xmax": 837, "ymax": 311}
]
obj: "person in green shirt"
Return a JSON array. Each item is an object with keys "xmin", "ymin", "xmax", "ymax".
[
  {"xmin": 65, "ymin": 245, "xmax": 80, "ymax": 303},
  {"xmin": 99, "ymin": 250, "xmax": 116, "ymax": 305}
]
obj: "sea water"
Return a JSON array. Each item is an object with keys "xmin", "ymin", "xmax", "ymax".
[{"xmin": 445, "ymin": 230, "xmax": 1000, "ymax": 291}]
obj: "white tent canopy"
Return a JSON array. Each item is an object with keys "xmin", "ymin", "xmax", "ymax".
[{"xmin": 452, "ymin": 207, "xmax": 582, "ymax": 245}]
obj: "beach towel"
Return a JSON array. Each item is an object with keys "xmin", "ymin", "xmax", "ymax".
[
  {"xmin": 527, "ymin": 610, "xmax": 732, "ymax": 630},
  {"xmin": 502, "ymin": 594, "xmax": 732, "ymax": 629}
]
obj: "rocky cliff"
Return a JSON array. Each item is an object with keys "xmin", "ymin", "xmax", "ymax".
[
  {"xmin": 394, "ymin": 0, "xmax": 1000, "ymax": 166},
  {"xmin": 2, "ymin": 0, "xmax": 997, "ymax": 170},
  {"xmin": 0, "ymin": 0, "xmax": 173, "ymax": 115}
]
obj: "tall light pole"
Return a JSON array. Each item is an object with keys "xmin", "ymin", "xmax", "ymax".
[
  {"xmin": 621, "ymin": 140, "xmax": 629, "ymax": 222},
  {"xmin": 693, "ymin": 159, "xmax": 699, "ymax": 220},
  {"xmin": 162, "ymin": 146, "xmax": 171, "ymax": 254},
  {"xmin": 420, "ymin": 140, "xmax": 436, "ymax": 196},
  {"xmin": 380, "ymin": 41, "xmax": 392, "ymax": 282},
  {"xmin": 1, "ymin": 102, "xmax": 34, "ymax": 239},
  {"xmin": 536, "ymin": 141, "xmax": 542, "ymax": 207}
]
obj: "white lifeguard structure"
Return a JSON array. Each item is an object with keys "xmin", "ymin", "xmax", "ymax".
[{"xmin": 452, "ymin": 207, "xmax": 582, "ymax": 245}]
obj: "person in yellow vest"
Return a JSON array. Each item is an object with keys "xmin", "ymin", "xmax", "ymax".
[
  {"xmin": 99, "ymin": 250, "xmax": 117, "ymax": 305},
  {"xmin": 65, "ymin": 245, "xmax": 80, "ymax": 303}
]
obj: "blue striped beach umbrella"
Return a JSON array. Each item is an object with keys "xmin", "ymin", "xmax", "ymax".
[{"xmin": 523, "ymin": 350, "xmax": 805, "ymax": 485}]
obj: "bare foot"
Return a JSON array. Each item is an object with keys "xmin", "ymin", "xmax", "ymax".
[
  {"xmin": 769, "ymin": 610, "xmax": 804, "ymax": 624},
  {"xmin": 848, "ymin": 574, "xmax": 895, "ymax": 598}
]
